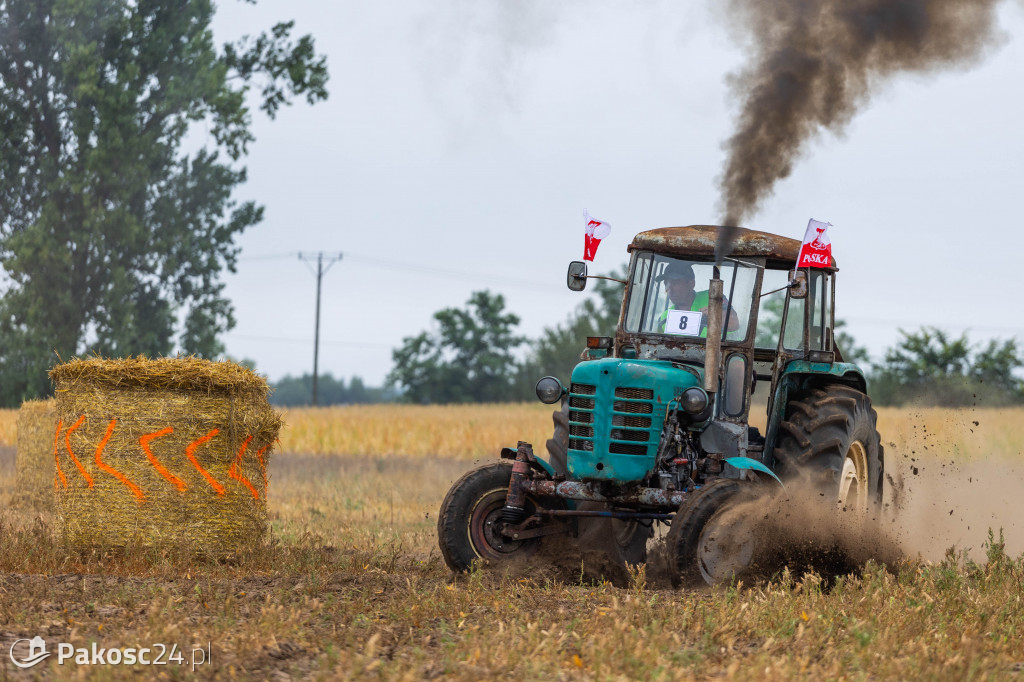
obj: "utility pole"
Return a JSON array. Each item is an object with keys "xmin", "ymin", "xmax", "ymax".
[{"xmin": 298, "ymin": 252, "xmax": 343, "ymax": 406}]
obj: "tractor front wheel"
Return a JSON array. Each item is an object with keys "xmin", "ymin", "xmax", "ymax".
[
  {"xmin": 438, "ymin": 462, "xmax": 543, "ymax": 572},
  {"xmin": 667, "ymin": 479, "xmax": 762, "ymax": 587}
]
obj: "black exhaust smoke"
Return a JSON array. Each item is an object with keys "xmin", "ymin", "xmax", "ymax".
[{"xmin": 714, "ymin": 0, "xmax": 1006, "ymax": 261}]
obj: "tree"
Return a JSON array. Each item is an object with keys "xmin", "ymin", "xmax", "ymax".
[
  {"xmin": 0, "ymin": 0, "xmax": 328, "ymax": 405},
  {"xmin": 387, "ymin": 290, "xmax": 525, "ymax": 404},
  {"xmin": 514, "ymin": 265, "xmax": 626, "ymax": 398}
]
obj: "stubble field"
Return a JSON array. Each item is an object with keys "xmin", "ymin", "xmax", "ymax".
[{"xmin": 1, "ymin": 403, "xmax": 1023, "ymax": 680}]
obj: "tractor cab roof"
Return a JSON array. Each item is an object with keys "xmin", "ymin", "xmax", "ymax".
[{"xmin": 628, "ymin": 225, "xmax": 835, "ymax": 270}]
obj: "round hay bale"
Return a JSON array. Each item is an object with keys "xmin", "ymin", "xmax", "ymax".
[
  {"xmin": 12, "ymin": 398, "xmax": 57, "ymax": 510},
  {"xmin": 49, "ymin": 356, "xmax": 283, "ymax": 552}
]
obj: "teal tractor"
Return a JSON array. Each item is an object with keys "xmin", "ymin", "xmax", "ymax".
[{"xmin": 438, "ymin": 225, "xmax": 883, "ymax": 586}]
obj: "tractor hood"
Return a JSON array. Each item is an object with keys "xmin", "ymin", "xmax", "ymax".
[{"xmin": 566, "ymin": 358, "xmax": 704, "ymax": 481}]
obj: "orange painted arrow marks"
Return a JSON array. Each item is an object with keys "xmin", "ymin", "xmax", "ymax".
[
  {"xmin": 54, "ymin": 419, "xmax": 67, "ymax": 491},
  {"xmin": 140, "ymin": 426, "xmax": 187, "ymax": 492},
  {"xmin": 186, "ymin": 429, "xmax": 225, "ymax": 495},
  {"xmin": 255, "ymin": 443, "xmax": 270, "ymax": 492},
  {"xmin": 229, "ymin": 435, "xmax": 259, "ymax": 500},
  {"xmin": 64, "ymin": 415, "xmax": 93, "ymax": 487},
  {"xmin": 95, "ymin": 419, "xmax": 144, "ymax": 502}
]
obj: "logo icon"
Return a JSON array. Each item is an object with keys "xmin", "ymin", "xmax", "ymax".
[
  {"xmin": 10, "ymin": 636, "xmax": 51, "ymax": 669},
  {"xmin": 809, "ymin": 226, "xmax": 828, "ymax": 250}
]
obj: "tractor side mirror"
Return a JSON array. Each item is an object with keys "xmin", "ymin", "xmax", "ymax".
[
  {"xmin": 788, "ymin": 270, "xmax": 808, "ymax": 299},
  {"xmin": 567, "ymin": 261, "xmax": 587, "ymax": 291}
]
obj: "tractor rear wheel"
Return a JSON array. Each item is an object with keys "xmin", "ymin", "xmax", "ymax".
[
  {"xmin": 667, "ymin": 478, "xmax": 762, "ymax": 587},
  {"xmin": 772, "ymin": 384, "xmax": 884, "ymax": 513},
  {"xmin": 438, "ymin": 462, "xmax": 544, "ymax": 572}
]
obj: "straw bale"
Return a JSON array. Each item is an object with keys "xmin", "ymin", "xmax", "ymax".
[
  {"xmin": 12, "ymin": 398, "xmax": 57, "ymax": 510},
  {"xmin": 49, "ymin": 356, "xmax": 283, "ymax": 552}
]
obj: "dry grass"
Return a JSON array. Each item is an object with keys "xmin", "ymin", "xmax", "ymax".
[
  {"xmin": 0, "ymin": 408, "xmax": 17, "ymax": 447},
  {"xmin": 275, "ymin": 403, "xmax": 558, "ymax": 459},
  {"xmin": 1, "ymin": 405, "xmax": 1023, "ymax": 679}
]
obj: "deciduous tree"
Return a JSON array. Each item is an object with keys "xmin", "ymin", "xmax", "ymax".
[
  {"xmin": 0, "ymin": 0, "xmax": 328, "ymax": 405},
  {"xmin": 388, "ymin": 290, "xmax": 525, "ymax": 404}
]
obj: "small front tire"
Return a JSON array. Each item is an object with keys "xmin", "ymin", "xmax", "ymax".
[
  {"xmin": 438, "ymin": 462, "xmax": 541, "ymax": 572},
  {"xmin": 667, "ymin": 479, "xmax": 762, "ymax": 587}
]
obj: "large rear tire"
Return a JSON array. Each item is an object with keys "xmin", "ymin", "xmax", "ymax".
[
  {"xmin": 438, "ymin": 462, "xmax": 542, "ymax": 572},
  {"xmin": 772, "ymin": 384, "xmax": 884, "ymax": 513},
  {"xmin": 667, "ymin": 479, "xmax": 762, "ymax": 587}
]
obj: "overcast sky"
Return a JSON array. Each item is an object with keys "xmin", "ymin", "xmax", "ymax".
[{"xmin": 209, "ymin": 1, "xmax": 1024, "ymax": 387}]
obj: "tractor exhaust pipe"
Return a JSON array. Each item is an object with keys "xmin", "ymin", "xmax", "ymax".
[{"xmin": 704, "ymin": 277, "xmax": 723, "ymax": 395}]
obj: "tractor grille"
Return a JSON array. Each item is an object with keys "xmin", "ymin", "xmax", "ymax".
[
  {"xmin": 612, "ymin": 414, "xmax": 651, "ymax": 428},
  {"xmin": 612, "ymin": 400, "xmax": 653, "ymax": 414},
  {"xmin": 609, "ymin": 443, "xmax": 648, "ymax": 456},
  {"xmin": 608, "ymin": 386, "xmax": 656, "ymax": 456},
  {"xmin": 614, "ymin": 387, "xmax": 654, "ymax": 400},
  {"xmin": 570, "ymin": 424, "xmax": 593, "ymax": 438},
  {"xmin": 567, "ymin": 382, "xmax": 657, "ymax": 460},
  {"xmin": 570, "ymin": 410, "xmax": 593, "ymax": 424},
  {"xmin": 569, "ymin": 396, "xmax": 595, "ymax": 409},
  {"xmin": 610, "ymin": 428, "xmax": 648, "ymax": 442}
]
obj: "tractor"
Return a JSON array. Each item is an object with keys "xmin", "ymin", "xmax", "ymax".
[{"xmin": 437, "ymin": 224, "xmax": 883, "ymax": 586}]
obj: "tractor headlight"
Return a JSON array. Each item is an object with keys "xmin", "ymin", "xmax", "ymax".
[
  {"xmin": 680, "ymin": 387, "xmax": 709, "ymax": 414},
  {"xmin": 535, "ymin": 376, "xmax": 565, "ymax": 404}
]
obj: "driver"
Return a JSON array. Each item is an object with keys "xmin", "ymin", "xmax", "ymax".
[{"xmin": 659, "ymin": 261, "xmax": 740, "ymax": 335}]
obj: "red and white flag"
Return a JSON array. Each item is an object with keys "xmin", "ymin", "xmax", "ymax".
[
  {"xmin": 583, "ymin": 210, "xmax": 611, "ymax": 262},
  {"xmin": 796, "ymin": 218, "xmax": 833, "ymax": 268}
]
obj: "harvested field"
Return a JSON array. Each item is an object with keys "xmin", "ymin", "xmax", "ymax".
[{"xmin": 0, "ymin": 405, "xmax": 1023, "ymax": 679}]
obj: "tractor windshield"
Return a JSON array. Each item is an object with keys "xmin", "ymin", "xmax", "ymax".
[{"xmin": 624, "ymin": 253, "xmax": 759, "ymax": 342}]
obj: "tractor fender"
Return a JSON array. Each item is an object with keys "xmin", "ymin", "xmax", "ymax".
[{"xmin": 722, "ymin": 456, "xmax": 784, "ymax": 488}]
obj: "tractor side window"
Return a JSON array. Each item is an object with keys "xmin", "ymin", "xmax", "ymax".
[
  {"xmin": 755, "ymin": 269, "xmax": 790, "ymax": 349},
  {"xmin": 801, "ymin": 270, "xmax": 834, "ymax": 351},
  {"xmin": 784, "ymin": 270, "xmax": 831, "ymax": 351},
  {"xmin": 625, "ymin": 254, "xmax": 653, "ymax": 332}
]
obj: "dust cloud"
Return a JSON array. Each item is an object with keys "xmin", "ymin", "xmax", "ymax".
[{"xmin": 883, "ymin": 441, "xmax": 1024, "ymax": 562}]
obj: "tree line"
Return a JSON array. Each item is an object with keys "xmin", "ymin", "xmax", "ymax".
[{"xmin": 382, "ymin": 280, "xmax": 1024, "ymax": 409}]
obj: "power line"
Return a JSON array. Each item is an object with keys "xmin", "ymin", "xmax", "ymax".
[
  {"xmin": 236, "ymin": 249, "xmax": 554, "ymax": 292},
  {"xmin": 223, "ymin": 333, "xmax": 391, "ymax": 349}
]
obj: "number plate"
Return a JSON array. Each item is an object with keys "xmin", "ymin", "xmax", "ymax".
[{"xmin": 664, "ymin": 310, "xmax": 702, "ymax": 336}]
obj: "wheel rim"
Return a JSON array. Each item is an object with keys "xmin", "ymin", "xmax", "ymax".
[
  {"xmin": 467, "ymin": 489, "xmax": 534, "ymax": 562},
  {"xmin": 696, "ymin": 501, "xmax": 755, "ymax": 585},
  {"xmin": 838, "ymin": 440, "xmax": 869, "ymax": 512}
]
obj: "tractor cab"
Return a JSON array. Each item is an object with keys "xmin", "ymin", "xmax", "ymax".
[{"xmin": 605, "ymin": 225, "xmax": 846, "ymax": 431}]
